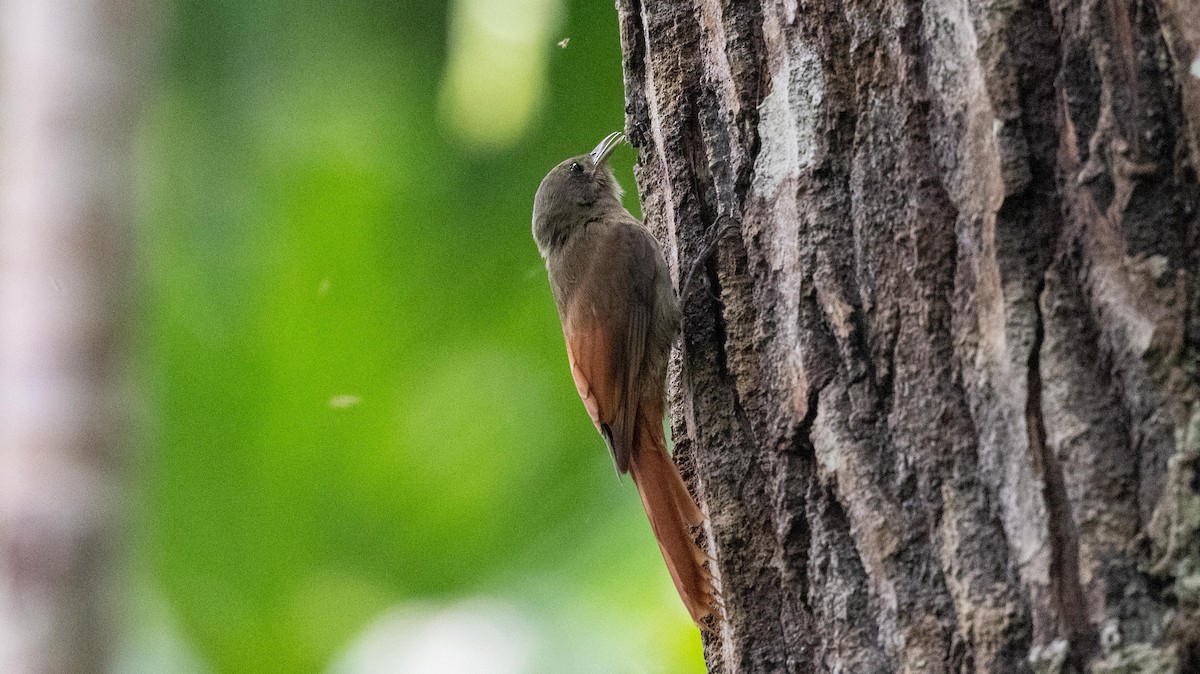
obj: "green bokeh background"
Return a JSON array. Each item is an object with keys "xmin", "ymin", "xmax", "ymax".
[{"xmin": 131, "ymin": 0, "xmax": 704, "ymax": 671}]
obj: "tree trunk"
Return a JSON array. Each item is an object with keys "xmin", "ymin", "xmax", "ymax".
[
  {"xmin": 616, "ymin": 0, "xmax": 1200, "ymax": 671},
  {"xmin": 0, "ymin": 1, "xmax": 150, "ymax": 671}
]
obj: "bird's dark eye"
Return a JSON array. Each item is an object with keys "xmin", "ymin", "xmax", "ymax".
[{"xmin": 569, "ymin": 161, "xmax": 583, "ymax": 174}]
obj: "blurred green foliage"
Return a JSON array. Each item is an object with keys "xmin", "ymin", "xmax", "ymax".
[{"xmin": 133, "ymin": 0, "xmax": 703, "ymax": 672}]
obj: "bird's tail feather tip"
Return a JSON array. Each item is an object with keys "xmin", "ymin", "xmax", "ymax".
[{"xmin": 627, "ymin": 442, "xmax": 724, "ymax": 630}]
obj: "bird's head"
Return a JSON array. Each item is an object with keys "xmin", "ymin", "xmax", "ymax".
[{"xmin": 532, "ymin": 131, "xmax": 626, "ymax": 255}]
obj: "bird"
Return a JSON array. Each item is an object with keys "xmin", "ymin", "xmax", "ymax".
[{"xmin": 531, "ymin": 131, "xmax": 720, "ymax": 628}]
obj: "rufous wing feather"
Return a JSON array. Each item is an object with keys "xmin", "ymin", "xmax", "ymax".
[
  {"xmin": 564, "ymin": 296, "xmax": 641, "ymax": 474},
  {"xmin": 564, "ymin": 315, "xmax": 630, "ymax": 472}
]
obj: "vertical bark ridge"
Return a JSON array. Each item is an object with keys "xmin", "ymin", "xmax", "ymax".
[{"xmin": 620, "ymin": 2, "xmax": 794, "ymax": 671}]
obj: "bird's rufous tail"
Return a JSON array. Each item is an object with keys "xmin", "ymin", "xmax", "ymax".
[{"xmin": 627, "ymin": 410, "xmax": 721, "ymax": 628}]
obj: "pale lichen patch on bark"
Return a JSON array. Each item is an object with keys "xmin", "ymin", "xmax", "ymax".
[
  {"xmin": 1148, "ymin": 404, "xmax": 1200, "ymax": 593},
  {"xmin": 753, "ymin": 48, "xmax": 821, "ymax": 195}
]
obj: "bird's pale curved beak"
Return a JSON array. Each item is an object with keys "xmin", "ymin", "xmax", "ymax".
[{"xmin": 590, "ymin": 131, "xmax": 625, "ymax": 166}]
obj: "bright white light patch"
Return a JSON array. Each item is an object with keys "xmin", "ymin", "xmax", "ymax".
[
  {"xmin": 328, "ymin": 599, "xmax": 539, "ymax": 674},
  {"xmin": 439, "ymin": 0, "xmax": 561, "ymax": 150}
]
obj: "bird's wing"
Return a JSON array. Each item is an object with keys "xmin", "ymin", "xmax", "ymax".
[{"xmin": 562, "ymin": 222, "xmax": 658, "ymax": 474}]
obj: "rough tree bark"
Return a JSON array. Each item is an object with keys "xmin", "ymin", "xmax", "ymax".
[
  {"xmin": 0, "ymin": 1, "xmax": 150, "ymax": 671},
  {"xmin": 616, "ymin": 0, "xmax": 1200, "ymax": 672}
]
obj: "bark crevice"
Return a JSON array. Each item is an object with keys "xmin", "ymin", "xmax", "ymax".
[{"xmin": 1028, "ymin": 277, "xmax": 1098, "ymax": 669}]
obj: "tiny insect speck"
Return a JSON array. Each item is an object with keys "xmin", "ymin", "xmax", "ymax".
[{"xmin": 329, "ymin": 395, "xmax": 361, "ymax": 409}]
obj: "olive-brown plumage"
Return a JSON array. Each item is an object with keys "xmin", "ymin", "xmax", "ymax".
[{"xmin": 532, "ymin": 132, "xmax": 719, "ymax": 627}]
